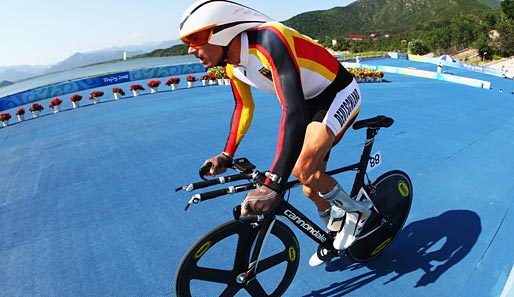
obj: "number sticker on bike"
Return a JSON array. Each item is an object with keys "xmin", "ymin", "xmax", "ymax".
[{"xmin": 367, "ymin": 151, "xmax": 382, "ymax": 172}]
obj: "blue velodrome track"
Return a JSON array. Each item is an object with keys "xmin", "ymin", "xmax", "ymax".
[{"xmin": 1, "ymin": 59, "xmax": 514, "ymax": 296}]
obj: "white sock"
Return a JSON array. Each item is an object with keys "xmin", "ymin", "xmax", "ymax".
[
  {"xmin": 318, "ymin": 208, "xmax": 330, "ymax": 227},
  {"xmin": 319, "ymin": 183, "xmax": 347, "ymax": 201}
]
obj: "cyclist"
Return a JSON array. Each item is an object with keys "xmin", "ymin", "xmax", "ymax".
[{"xmin": 179, "ymin": 0, "xmax": 372, "ymax": 266}]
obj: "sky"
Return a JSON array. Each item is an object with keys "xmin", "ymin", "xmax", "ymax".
[{"xmin": 0, "ymin": 0, "xmax": 356, "ymax": 67}]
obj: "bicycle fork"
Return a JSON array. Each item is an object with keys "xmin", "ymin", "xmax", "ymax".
[{"xmin": 237, "ymin": 215, "xmax": 276, "ymax": 286}]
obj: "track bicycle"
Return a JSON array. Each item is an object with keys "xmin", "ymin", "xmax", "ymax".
[{"xmin": 174, "ymin": 115, "xmax": 413, "ymax": 296}]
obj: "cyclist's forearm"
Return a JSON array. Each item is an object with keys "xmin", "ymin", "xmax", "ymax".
[{"xmin": 224, "ymin": 83, "xmax": 254, "ymax": 156}]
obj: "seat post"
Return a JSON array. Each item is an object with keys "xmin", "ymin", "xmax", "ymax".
[{"xmin": 350, "ymin": 127, "xmax": 379, "ymax": 196}]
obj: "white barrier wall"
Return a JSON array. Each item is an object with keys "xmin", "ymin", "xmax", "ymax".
[{"xmin": 342, "ymin": 62, "xmax": 491, "ymax": 89}]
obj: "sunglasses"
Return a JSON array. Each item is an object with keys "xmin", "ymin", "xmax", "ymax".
[{"xmin": 181, "ymin": 27, "xmax": 214, "ymax": 48}]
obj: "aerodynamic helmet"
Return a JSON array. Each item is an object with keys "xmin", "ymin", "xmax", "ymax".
[{"xmin": 179, "ymin": 0, "xmax": 274, "ymax": 47}]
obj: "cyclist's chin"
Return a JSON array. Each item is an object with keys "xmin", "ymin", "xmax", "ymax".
[
  {"xmin": 197, "ymin": 57, "xmax": 217, "ymax": 68},
  {"xmin": 203, "ymin": 61, "xmax": 216, "ymax": 68}
]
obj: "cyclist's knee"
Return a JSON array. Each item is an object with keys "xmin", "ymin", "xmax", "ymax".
[
  {"xmin": 301, "ymin": 184, "xmax": 315, "ymax": 197},
  {"xmin": 293, "ymin": 165, "xmax": 320, "ymax": 188}
]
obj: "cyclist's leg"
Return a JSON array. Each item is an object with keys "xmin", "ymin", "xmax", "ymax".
[
  {"xmin": 293, "ymin": 78, "xmax": 361, "ymax": 197},
  {"xmin": 292, "ymin": 121, "xmax": 337, "ymax": 195},
  {"xmin": 295, "ymin": 79, "xmax": 372, "ymax": 251},
  {"xmin": 300, "ymin": 159, "xmax": 330, "ymax": 211},
  {"xmin": 303, "ymin": 187, "xmax": 336, "ymax": 267},
  {"xmin": 312, "ymin": 79, "xmax": 371, "ymax": 212},
  {"xmin": 292, "ymin": 123, "xmax": 342, "ymax": 267},
  {"xmin": 292, "ymin": 85, "xmax": 365, "ymax": 216},
  {"xmin": 302, "ymin": 184, "xmax": 330, "ymax": 220}
]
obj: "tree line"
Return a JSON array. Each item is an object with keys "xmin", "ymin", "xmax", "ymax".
[{"xmin": 319, "ymin": 0, "xmax": 514, "ymax": 59}]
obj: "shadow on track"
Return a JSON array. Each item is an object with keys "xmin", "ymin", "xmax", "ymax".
[{"xmin": 303, "ymin": 209, "xmax": 481, "ymax": 296}]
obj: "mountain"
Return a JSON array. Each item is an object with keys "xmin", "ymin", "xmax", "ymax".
[
  {"xmin": 46, "ymin": 50, "xmax": 144, "ymax": 73},
  {"xmin": 101, "ymin": 40, "xmax": 180, "ymax": 53},
  {"xmin": 283, "ymin": 0, "xmax": 496, "ymax": 39},
  {"xmin": 135, "ymin": 44, "xmax": 189, "ymax": 58},
  {"xmin": 0, "ymin": 80, "xmax": 14, "ymax": 88},
  {"xmin": 0, "ymin": 65, "xmax": 49, "ymax": 83},
  {"xmin": 0, "ymin": 40, "xmax": 182, "ymax": 83},
  {"xmin": 46, "ymin": 39, "xmax": 182, "ymax": 73}
]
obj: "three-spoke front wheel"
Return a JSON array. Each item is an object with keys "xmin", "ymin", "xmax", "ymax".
[{"xmin": 174, "ymin": 219, "xmax": 300, "ymax": 296}]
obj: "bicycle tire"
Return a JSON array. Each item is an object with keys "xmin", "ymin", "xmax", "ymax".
[
  {"xmin": 174, "ymin": 219, "xmax": 300, "ymax": 297},
  {"xmin": 346, "ymin": 170, "xmax": 412, "ymax": 262}
]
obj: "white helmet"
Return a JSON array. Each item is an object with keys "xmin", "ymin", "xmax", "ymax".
[{"xmin": 179, "ymin": 0, "xmax": 274, "ymax": 47}]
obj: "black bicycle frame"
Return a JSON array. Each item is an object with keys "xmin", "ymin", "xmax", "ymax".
[
  {"xmin": 272, "ymin": 126, "xmax": 380, "ymax": 249},
  {"xmin": 190, "ymin": 127, "xmax": 383, "ymax": 285},
  {"xmin": 276, "ymin": 200, "xmax": 334, "ymax": 250}
]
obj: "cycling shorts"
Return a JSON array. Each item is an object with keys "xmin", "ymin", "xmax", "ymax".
[{"xmin": 307, "ymin": 78, "xmax": 361, "ymax": 144}]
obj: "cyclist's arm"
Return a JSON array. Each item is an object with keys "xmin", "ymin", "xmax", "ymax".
[
  {"xmin": 223, "ymin": 66, "xmax": 254, "ymax": 158},
  {"xmin": 248, "ymin": 26, "xmax": 309, "ymax": 185}
]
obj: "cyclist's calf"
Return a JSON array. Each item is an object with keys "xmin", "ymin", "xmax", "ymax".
[
  {"xmin": 292, "ymin": 159, "xmax": 335, "ymax": 194},
  {"xmin": 301, "ymin": 184, "xmax": 331, "ymax": 213}
]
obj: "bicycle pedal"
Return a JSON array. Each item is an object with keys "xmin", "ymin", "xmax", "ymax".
[{"xmin": 317, "ymin": 245, "xmax": 339, "ymax": 261}]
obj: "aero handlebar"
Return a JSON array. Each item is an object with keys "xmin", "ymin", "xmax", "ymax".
[{"xmin": 176, "ymin": 158, "xmax": 260, "ymax": 210}]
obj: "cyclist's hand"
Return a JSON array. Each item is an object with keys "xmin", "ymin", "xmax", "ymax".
[
  {"xmin": 241, "ymin": 185, "xmax": 282, "ymax": 216},
  {"xmin": 201, "ymin": 153, "xmax": 232, "ymax": 176}
]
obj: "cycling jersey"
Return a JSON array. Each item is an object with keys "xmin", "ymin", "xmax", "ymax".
[{"xmin": 223, "ymin": 22, "xmax": 359, "ymax": 186}]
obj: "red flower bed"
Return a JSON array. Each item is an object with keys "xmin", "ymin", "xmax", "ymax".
[
  {"xmin": 49, "ymin": 98, "xmax": 63, "ymax": 108},
  {"xmin": 130, "ymin": 84, "xmax": 145, "ymax": 91},
  {"xmin": 70, "ymin": 94, "xmax": 83, "ymax": 102},
  {"xmin": 15, "ymin": 108, "xmax": 25, "ymax": 116},
  {"xmin": 0, "ymin": 112, "xmax": 11, "ymax": 121},
  {"xmin": 89, "ymin": 90, "xmax": 105, "ymax": 100},
  {"xmin": 112, "ymin": 87, "xmax": 126, "ymax": 95},
  {"xmin": 147, "ymin": 80, "xmax": 161, "ymax": 88},
  {"xmin": 29, "ymin": 103, "xmax": 44, "ymax": 112},
  {"xmin": 165, "ymin": 77, "xmax": 180, "ymax": 85}
]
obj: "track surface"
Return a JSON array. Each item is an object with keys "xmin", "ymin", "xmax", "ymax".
[{"xmin": 1, "ymin": 59, "xmax": 513, "ymax": 296}]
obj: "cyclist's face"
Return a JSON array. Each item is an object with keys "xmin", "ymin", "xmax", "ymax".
[{"xmin": 188, "ymin": 43, "xmax": 223, "ymax": 68}]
